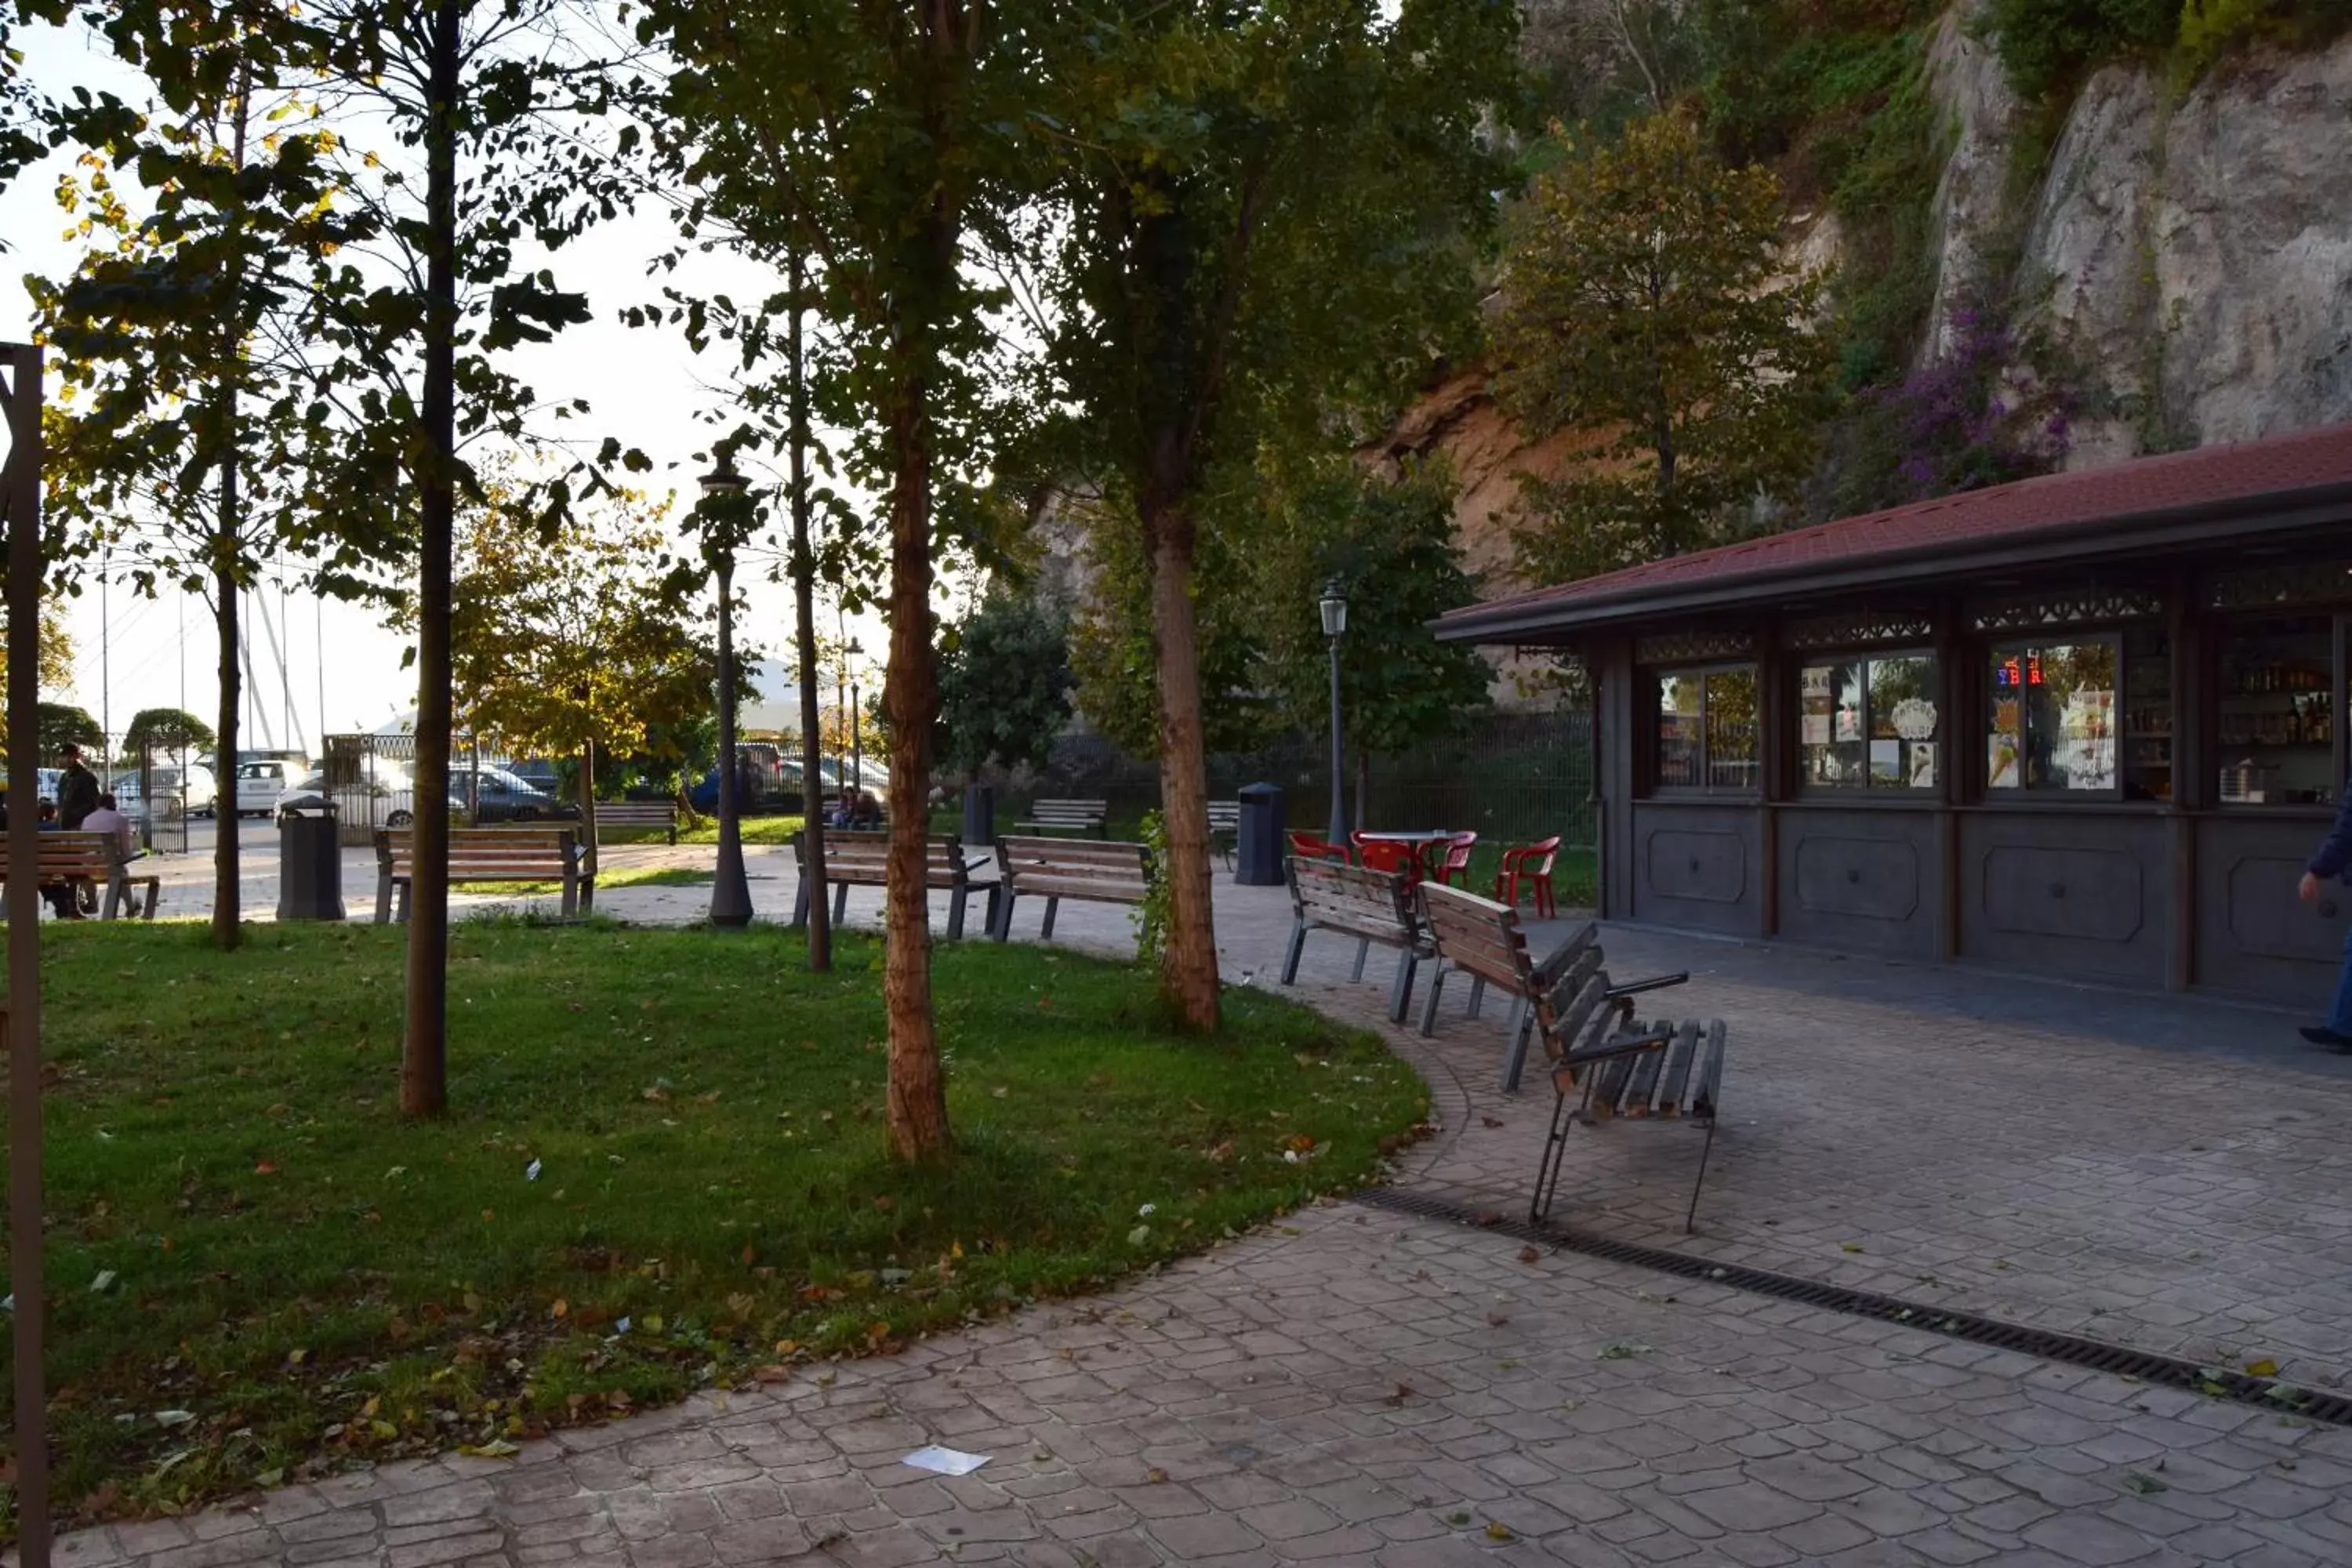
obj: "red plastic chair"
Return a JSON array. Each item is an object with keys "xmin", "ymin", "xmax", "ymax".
[
  {"xmin": 1435, "ymin": 831, "xmax": 1479, "ymax": 888},
  {"xmin": 1288, "ymin": 830, "xmax": 1351, "ymax": 865},
  {"xmin": 1495, "ymin": 835, "xmax": 1563, "ymax": 917},
  {"xmin": 1355, "ymin": 837, "xmax": 1423, "ymax": 887}
]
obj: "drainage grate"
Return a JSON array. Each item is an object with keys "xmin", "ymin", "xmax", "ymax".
[{"xmin": 1351, "ymin": 1186, "xmax": 2352, "ymax": 1430}]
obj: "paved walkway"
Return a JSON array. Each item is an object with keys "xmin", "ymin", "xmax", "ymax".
[{"xmin": 29, "ymin": 848, "xmax": 2352, "ymax": 1567}]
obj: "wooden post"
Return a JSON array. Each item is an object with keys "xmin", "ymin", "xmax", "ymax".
[{"xmin": 5, "ymin": 341, "xmax": 54, "ymax": 1566}]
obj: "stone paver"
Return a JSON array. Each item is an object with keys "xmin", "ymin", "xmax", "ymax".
[{"xmin": 39, "ymin": 839, "xmax": 2352, "ymax": 1566}]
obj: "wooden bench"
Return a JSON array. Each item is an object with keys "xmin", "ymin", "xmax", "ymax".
[
  {"xmin": 1013, "ymin": 798, "xmax": 1107, "ymax": 837},
  {"xmin": 1530, "ymin": 960, "xmax": 1728, "ymax": 1232},
  {"xmin": 374, "ymin": 826, "xmax": 592, "ymax": 922},
  {"xmin": 990, "ymin": 835, "xmax": 1150, "ymax": 941},
  {"xmin": 1207, "ymin": 800, "xmax": 1240, "ymax": 869},
  {"xmin": 0, "ymin": 832, "xmax": 160, "ymax": 919},
  {"xmin": 1416, "ymin": 884, "xmax": 1686, "ymax": 1092},
  {"xmin": 1278, "ymin": 855, "xmax": 1432, "ymax": 1023},
  {"xmin": 595, "ymin": 800, "xmax": 677, "ymax": 844},
  {"xmin": 791, "ymin": 829, "xmax": 993, "ymax": 940}
]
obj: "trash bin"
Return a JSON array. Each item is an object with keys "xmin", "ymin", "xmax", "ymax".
[
  {"xmin": 1236, "ymin": 781, "xmax": 1286, "ymax": 887},
  {"xmin": 961, "ymin": 783, "xmax": 996, "ymax": 848},
  {"xmin": 278, "ymin": 802, "xmax": 346, "ymax": 921}
]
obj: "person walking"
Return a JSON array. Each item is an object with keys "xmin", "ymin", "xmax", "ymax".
[
  {"xmin": 56, "ymin": 743, "xmax": 100, "ymax": 829},
  {"xmin": 2296, "ymin": 789, "xmax": 2352, "ymax": 1051}
]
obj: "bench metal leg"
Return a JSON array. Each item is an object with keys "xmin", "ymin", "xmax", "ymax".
[
  {"xmin": 991, "ymin": 893, "xmax": 1014, "ymax": 941},
  {"xmin": 833, "ymin": 880, "xmax": 850, "ymax": 927},
  {"xmin": 791, "ymin": 877, "xmax": 810, "ymax": 929},
  {"xmin": 1500, "ymin": 1004, "xmax": 1537, "ymax": 1095},
  {"xmin": 397, "ymin": 880, "xmax": 413, "ymax": 924},
  {"xmin": 103, "ymin": 875, "xmax": 123, "ymax": 920},
  {"xmin": 1386, "ymin": 950, "xmax": 1417, "ymax": 1024},
  {"xmin": 561, "ymin": 874, "xmax": 579, "ymax": 919},
  {"xmin": 1040, "ymin": 895, "xmax": 1059, "ymax": 941},
  {"xmin": 1417, "ymin": 960, "xmax": 1446, "ymax": 1036},
  {"xmin": 1685, "ymin": 1116, "xmax": 1719, "ymax": 1235},
  {"xmin": 140, "ymin": 880, "xmax": 159, "ymax": 920},
  {"xmin": 1531, "ymin": 1087, "xmax": 1581, "ymax": 1223},
  {"xmin": 984, "ymin": 886, "xmax": 1004, "ymax": 939},
  {"xmin": 375, "ymin": 869, "xmax": 394, "ymax": 924},
  {"xmin": 1351, "ymin": 936, "xmax": 1370, "ymax": 983},
  {"xmin": 1279, "ymin": 920, "xmax": 1307, "ymax": 985},
  {"xmin": 1466, "ymin": 975, "xmax": 1487, "ymax": 1020},
  {"xmin": 948, "ymin": 885, "xmax": 967, "ymax": 941}
]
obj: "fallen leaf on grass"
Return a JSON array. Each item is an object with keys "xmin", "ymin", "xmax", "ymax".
[{"xmin": 254, "ymin": 1160, "xmax": 280, "ymax": 1176}]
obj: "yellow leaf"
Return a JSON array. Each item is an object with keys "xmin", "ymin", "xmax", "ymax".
[
  {"xmin": 2245, "ymin": 1356, "xmax": 2278, "ymax": 1377},
  {"xmin": 550, "ymin": 1299, "xmax": 568, "ymax": 1319}
]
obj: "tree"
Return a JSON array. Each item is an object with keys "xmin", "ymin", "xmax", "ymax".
[
  {"xmin": 1495, "ymin": 111, "xmax": 1835, "ymax": 586},
  {"xmin": 447, "ymin": 485, "xmax": 714, "ymax": 870},
  {"xmin": 1256, "ymin": 458, "xmax": 1494, "ymax": 792},
  {"xmin": 34, "ymin": 2, "xmax": 358, "ymax": 952},
  {"xmin": 124, "ymin": 706, "xmax": 216, "ymax": 755},
  {"xmin": 1029, "ymin": 0, "xmax": 1518, "ymax": 1029},
  {"xmin": 649, "ymin": 0, "xmax": 1048, "ymax": 1163},
  {"xmin": 37, "ymin": 701, "xmax": 102, "ymax": 757},
  {"xmin": 936, "ymin": 588, "xmax": 1072, "ymax": 781},
  {"xmin": 0, "ymin": 601, "xmax": 75, "ymax": 713}
]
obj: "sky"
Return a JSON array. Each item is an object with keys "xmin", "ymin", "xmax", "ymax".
[{"xmin": 2, "ymin": 13, "xmax": 907, "ymax": 756}]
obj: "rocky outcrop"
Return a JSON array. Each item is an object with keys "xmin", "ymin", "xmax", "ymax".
[
  {"xmin": 1920, "ymin": 0, "xmax": 2027, "ymax": 359},
  {"xmin": 1927, "ymin": 24, "xmax": 2352, "ymax": 463}
]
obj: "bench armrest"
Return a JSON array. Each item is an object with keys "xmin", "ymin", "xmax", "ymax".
[
  {"xmin": 1604, "ymin": 971, "xmax": 1688, "ymax": 1000},
  {"xmin": 1560, "ymin": 1026, "xmax": 1672, "ymax": 1069}
]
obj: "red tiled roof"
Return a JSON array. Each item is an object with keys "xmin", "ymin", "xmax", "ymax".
[{"xmin": 1441, "ymin": 419, "xmax": 2352, "ymax": 630}]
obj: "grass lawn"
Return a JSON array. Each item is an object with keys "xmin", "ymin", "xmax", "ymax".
[
  {"xmin": 3, "ymin": 921, "xmax": 1425, "ymax": 1530},
  {"xmin": 675, "ymin": 813, "xmax": 803, "ymax": 847}
]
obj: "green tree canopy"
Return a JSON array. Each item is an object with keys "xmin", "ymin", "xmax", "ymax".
[
  {"xmin": 1496, "ymin": 111, "xmax": 1835, "ymax": 586},
  {"xmin": 124, "ymin": 706, "xmax": 216, "ymax": 754},
  {"xmin": 936, "ymin": 589, "xmax": 1074, "ymax": 781},
  {"xmin": 39, "ymin": 702, "xmax": 104, "ymax": 757}
]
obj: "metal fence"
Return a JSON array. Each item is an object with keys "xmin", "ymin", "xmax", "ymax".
[{"xmin": 1014, "ymin": 710, "xmax": 1599, "ymax": 862}]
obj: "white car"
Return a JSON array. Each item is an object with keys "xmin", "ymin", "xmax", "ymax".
[
  {"xmin": 108, "ymin": 764, "xmax": 218, "ymax": 818},
  {"xmin": 233, "ymin": 758, "xmax": 301, "ymax": 816}
]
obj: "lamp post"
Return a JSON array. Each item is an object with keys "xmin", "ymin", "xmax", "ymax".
[
  {"xmin": 847, "ymin": 638, "xmax": 865, "ymax": 815},
  {"xmin": 1319, "ymin": 580, "xmax": 1348, "ymax": 848},
  {"xmin": 699, "ymin": 454, "xmax": 755, "ymax": 928}
]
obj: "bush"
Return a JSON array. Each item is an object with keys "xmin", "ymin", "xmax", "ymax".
[
  {"xmin": 1984, "ymin": 0, "xmax": 2177, "ymax": 99},
  {"xmin": 2178, "ymin": 0, "xmax": 2352, "ymax": 76}
]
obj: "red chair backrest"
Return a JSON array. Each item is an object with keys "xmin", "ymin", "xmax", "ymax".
[
  {"xmin": 1288, "ymin": 831, "xmax": 1349, "ymax": 863},
  {"xmin": 1442, "ymin": 831, "xmax": 1477, "ymax": 870},
  {"xmin": 1523, "ymin": 834, "xmax": 1561, "ymax": 873},
  {"xmin": 1356, "ymin": 840, "xmax": 1419, "ymax": 878}
]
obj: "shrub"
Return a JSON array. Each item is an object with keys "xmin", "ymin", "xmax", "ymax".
[{"xmin": 1984, "ymin": 0, "xmax": 2178, "ymax": 99}]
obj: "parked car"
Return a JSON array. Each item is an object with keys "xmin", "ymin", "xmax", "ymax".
[
  {"xmin": 107, "ymin": 763, "xmax": 219, "ymax": 818},
  {"xmin": 233, "ymin": 757, "xmax": 303, "ymax": 816},
  {"xmin": 275, "ymin": 764, "xmax": 461, "ymax": 829},
  {"xmin": 453, "ymin": 765, "xmax": 576, "ymax": 823},
  {"xmin": 687, "ymin": 753, "xmax": 879, "ymax": 816},
  {"xmin": 501, "ymin": 757, "xmax": 562, "ymax": 793}
]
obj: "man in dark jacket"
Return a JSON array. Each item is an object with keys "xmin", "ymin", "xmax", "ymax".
[
  {"xmin": 2296, "ymin": 790, "xmax": 2352, "ymax": 1050},
  {"xmin": 56, "ymin": 744, "xmax": 100, "ymax": 829}
]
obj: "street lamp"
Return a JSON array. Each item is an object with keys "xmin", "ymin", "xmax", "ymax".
[
  {"xmin": 1319, "ymin": 579, "xmax": 1347, "ymax": 847},
  {"xmin": 699, "ymin": 453, "xmax": 755, "ymax": 929},
  {"xmin": 846, "ymin": 638, "xmax": 865, "ymax": 813}
]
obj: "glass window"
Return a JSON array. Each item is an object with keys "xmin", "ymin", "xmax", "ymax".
[
  {"xmin": 1987, "ymin": 641, "xmax": 2118, "ymax": 793},
  {"xmin": 1802, "ymin": 654, "xmax": 1940, "ymax": 790},
  {"xmin": 1653, "ymin": 666, "xmax": 1759, "ymax": 793},
  {"xmin": 2216, "ymin": 617, "xmax": 2334, "ymax": 806}
]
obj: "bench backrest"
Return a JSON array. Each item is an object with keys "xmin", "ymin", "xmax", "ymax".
[
  {"xmin": 1207, "ymin": 800, "xmax": 1240, "ymax": 829},
  {"xmin": 1024, "ymin": 798, "xmax": 1107, "ymax": 824},
  {"xmin": 1418, "ymin": 880, "xmax": 1535, "ymax": 991},
  {"xmin": 797, "ymin": 829, "xmax": 967, "ymax": 878},
  {"xmin": 996, "ymin": 833, "xmax": 1149, "ymax": 889},
  {"xmin": 0, "ymin": 831, "xmax": 123, "ymax": 876},
  {"xmin": 1287, "ymin": 855, "xmax": 1414, "ymax": 938},
  {"xmin": 596, "ymin": 801, "xmax": 675, "ymax": 824},
  {"xmin": 1541, "ymin": 965, "xmax": 1719, "ymax": 1119},
  {"xmin": 379, "ymin": 826, "xmax": 581, "ymax": 877}
]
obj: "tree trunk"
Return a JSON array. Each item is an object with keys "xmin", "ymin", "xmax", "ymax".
[
  {"xmin": 1143, "ymin": 500, "xmax": 1220, "ymax": 1032},
  {"xmin": 881, "ymin": 382, "xmax": 947, "ymax": 1160},
  {"xmin": 211, "ymin": 466, "xmax": 241, "ymax": 950},
  {"xmin": 401, "ymin": 0, "xmax": 461, "ymax": 1121},
  {"xmin": 789, "ymin": 249, "xmax": 829, "ymax": 971},
  {"xmin": 576, "ymin": 739, "xmax": 597, "ymax": 880}
]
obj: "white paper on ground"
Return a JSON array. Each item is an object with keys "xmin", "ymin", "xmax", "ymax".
[{"xmin": 901, "ymin": 1445, "xmax": 991, "ymax": 1475}]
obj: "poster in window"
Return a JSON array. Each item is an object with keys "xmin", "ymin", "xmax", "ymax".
[
  {"xmin": 1869, "ymin": 739, "xmax": 1901, "ymax": 782},
  {"xmin": 1988, "ymin": 735, "xmax": 2020, "ymax": 789},
  {"xmin": 1909, "ymin": 743, "xmax": 1937, "ymax": 789},
  {"xmin": 1801, "ymin": 714, "xmax": 1830, "ymax": 745}
]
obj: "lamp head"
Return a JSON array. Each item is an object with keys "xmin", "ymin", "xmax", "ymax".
[
  {"xmin": 1318, "ymin": 579, "xmax": 1348, "ymax": 638},
  {"xmin": 696, "ymin": 451, "xmax": 750, "ymax": 500}
]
